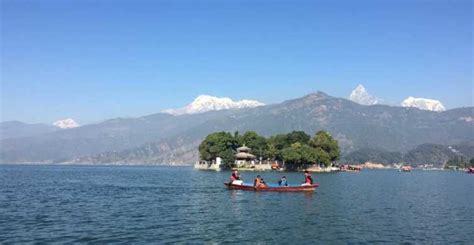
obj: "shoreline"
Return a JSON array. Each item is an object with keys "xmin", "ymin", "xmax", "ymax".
[
  {"xmin": 0, "ymin": 163, "xmax": 193, "ymax": 167},
  {"xmin": 0, "ymin": 163, "xmax": 469, "ymax": 172}
]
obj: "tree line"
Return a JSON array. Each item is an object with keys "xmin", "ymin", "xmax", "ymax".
[
  {"xmin": 198, "ymin": 130, "xmax": 340, "ymax": 169},
  {"xmin": 445, "ymin": 157, "xmax": 474, "ymax": 169}
]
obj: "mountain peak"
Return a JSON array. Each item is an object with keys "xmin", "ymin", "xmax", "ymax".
[
  {"xmin": 53, "ymin": 118, "xmax": 80, "ymax": 129},
  {"xmin": 349, "ymin": 84, "xmax": 378, "ymax": 105},
  {"xmin": 314, "ymin": 91, "xmax": 329, "ymax": 97},
  {"xmin": 401, "ymin": 96, "xmax": 446, "ymax": 112},
  {"xmin": 303, "ymin": 91, "xmax": 331, "ymax": 99},
  {"xmin": 163, "ymin": 95, "xmax": 264, "ymax": 115}
]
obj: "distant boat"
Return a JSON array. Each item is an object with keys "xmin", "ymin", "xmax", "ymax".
[
  {"xmin": 400, "ymin": 166, "xmax": 412, "ymax": 172},
  {"xmin": 467, "ymin": 167, "xmax": 474, "ymax": 174},
  {"xmin": 340, "ymin": 165, "xmax": 362, "ymax": 172},
  {"xmin": 224, "ymin": 182, "xmax": 319, "ymax": 192},
  {"xmin": 271, "ymin": 162, "xmax": 283, "ymax": 171}
]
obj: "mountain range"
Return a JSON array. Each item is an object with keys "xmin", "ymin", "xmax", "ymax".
[
  {"xmin": 162, "ymin": 95, "xmax": 264, "ymax": 115},
  {"xmin": 53, "ymin": 118, "xmax": 80, "ymax": 129},
  {"xmin": 400, "ymin": 96, "xmax": 446, "ymax": 112},
  {"xmin": 0, "ymin": 121, "xmax": 58, "ymax": 140},
  {"xmin": 349, "ymin": 84, "xmax": 446, "ymax": 112},
  {"xmin": 1, "ymin": 92, "xmax": 472, "ymax": 166},
  {"xmin": 0, "ymin": 119, "xmax": 80, "ymax": 141}
]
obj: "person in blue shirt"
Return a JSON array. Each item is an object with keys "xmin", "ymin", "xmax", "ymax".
[{"xmin": 278, "ymin": 176, "xmax": 288, "ymax": 186}]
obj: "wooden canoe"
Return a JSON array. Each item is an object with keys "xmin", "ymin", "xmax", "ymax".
[{"xmin": 224, "ymin": 182, "xmax": 319, "ymax": 192}]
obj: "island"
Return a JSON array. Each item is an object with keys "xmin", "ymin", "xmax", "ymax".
[{"xmin": 194, "ymin": 130, "xmax": 340, "ymax": 171}]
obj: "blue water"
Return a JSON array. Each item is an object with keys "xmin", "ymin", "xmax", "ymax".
[{"xmin": 1, "ymin": 165, "xmax": 473, "ymax": 243}]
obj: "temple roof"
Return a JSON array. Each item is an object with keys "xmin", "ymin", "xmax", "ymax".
[
  {"xmin": 235, "ymin": 152, "xmax": 256, "ymax": 159},
  {"xmin": 237, "ymin": 144, "xmax": 251, "ymax": 152}
]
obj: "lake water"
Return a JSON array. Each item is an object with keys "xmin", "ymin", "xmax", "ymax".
[{"xmin": 1, "ymin": 165, "xmax": 473, "ymax": 243}]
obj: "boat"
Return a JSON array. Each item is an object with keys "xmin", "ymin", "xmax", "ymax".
[
  {"xmin": 224, "ymin": 182, "xmax": 319, "ymax": 192},
  {"xmin": 400, "ymin": 166, "xmax": 412, "ymax": 172},
  {"xmin": 467, "ymin": 167, "xmax": 474, "ymax": 174},
  {"xmin": 340, "ymin": 165, "xmax": 362, "ymax": 172},
  {"xmin": 271, "ymin": 162, "xmax": 282, "ymax": 170}
]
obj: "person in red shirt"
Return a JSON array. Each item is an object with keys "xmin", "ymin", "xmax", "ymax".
[
  {"xmin": 302, "ymin": 170, "xmax": 313, "ymax": 186},
  {"xmin": 229, "ymin": 170, "xmax": 241, "ymax": 183}
]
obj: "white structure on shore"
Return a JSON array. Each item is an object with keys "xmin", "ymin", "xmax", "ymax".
[
  {"xmin": 195, "ymin": 145, "xmax": 274, "ymax": 171},
  {"xmin": 194, "ymin": 157, "xmax": 222, "ymax": 171}
]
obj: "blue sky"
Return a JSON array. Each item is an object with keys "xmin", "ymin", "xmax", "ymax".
[{"xmin": 1, "ymin": 0, "xmax": 472, "ymax": 124}]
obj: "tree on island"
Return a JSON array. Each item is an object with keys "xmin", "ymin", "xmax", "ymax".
[
  {"xmin": 198, "ymin": 132, "xmax": 239, "ymax": 166},
  {"xmin": 309, "ymin": 131, "xmax": 340, "ymax": 164},
  {"xmin": 285, "ymin": 131, "xmax": 311, "ymax": 146},
  {"xmin": 281, "ymin": 142, "xmax": 318, "ymax": 170},
  {"xmin": 266, "ymin": 143, "xmax": 280, "ymax": 160},
  {"xmin": 280, "ymin": 130, "xmax": 339, "ymax": 168},
  {"xmin": 268, "ymin": 131, "xmax": 311, "ymax": 151}
]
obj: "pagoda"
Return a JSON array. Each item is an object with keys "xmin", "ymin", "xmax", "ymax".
[{"xmin": 235, "ymin": 144, "xmax": 256, "ymax": 165}]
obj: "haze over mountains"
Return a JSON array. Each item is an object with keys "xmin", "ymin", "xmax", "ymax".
[
  {"xmin": 0, "ymin": 121, "xmax": 58, "ymax": 140},
  {"xmin": 1, "ymin": 91, "xmax": 472, "ymax": 166},
  {"xmin": 0, "ymin": 118, "xmax": 80, "ymax": 140}
]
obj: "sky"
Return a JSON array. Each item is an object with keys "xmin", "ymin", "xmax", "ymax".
[{"xmin": 1, "ymin": 0, "xmax": 472, "ymax": 124}]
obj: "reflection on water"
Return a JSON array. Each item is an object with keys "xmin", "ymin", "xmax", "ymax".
[
  {"xmin": 229, "ymin": 190, "xmax": 244, "ymax": 218},
  {"xmin": 0, "ymin": 165, "xmax": 473, "ymax": 243}
]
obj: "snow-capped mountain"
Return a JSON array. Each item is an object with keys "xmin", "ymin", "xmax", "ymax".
[
  {"xmin": 53, "ymin": 118, "xmax": 80, "ymax": 129},
  {"xmin": 163, "ymin": 95, "xmax": 265, "ymax": 115},
  {"xmin": 401, "ymin": 97, "xmax": 446, "ymax": 112},
  {"xmin": 349, "ymin": 84, "xmax": 379, "ymax": 105}
]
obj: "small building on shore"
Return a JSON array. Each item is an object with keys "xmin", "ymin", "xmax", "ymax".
[
  {"xmin": 235, "ymin": 145, "xmax": 256, "ymax": 166},
  {"xmin": 194, "ymin": 157, "xmax": 222, "ymax": 171}
]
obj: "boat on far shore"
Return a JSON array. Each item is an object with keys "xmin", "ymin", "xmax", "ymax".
[
  {"xmin": 339, "ymin": 165, "xmax": 362, "ymax": 172},
  {"xmin": 400, "ymin": 166, "xmax": 412, "ymax": 172}
]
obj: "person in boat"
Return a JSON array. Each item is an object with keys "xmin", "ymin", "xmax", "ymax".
[
  {"xmin": 302, "ymin": 171, "xmax": 313, "ymax": 186},
  {"xmin": 229, "ymin": 170, "xmax": 243, "ymax": 185},
  {"xmin": 253, "ymin": 175, "xmax": 267, "ymax": 188},
  {"xmin": 230, "ymin": 170, "xmax": 241, "ymax": 182},
  {"xmin": 278, "ymin": 176, "xmax": 288, "ymax": 186}
]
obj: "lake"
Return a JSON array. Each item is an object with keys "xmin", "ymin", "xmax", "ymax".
[{"xmin": 0, "ymin": 165, "xmax": 473, "ymax": 243}]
